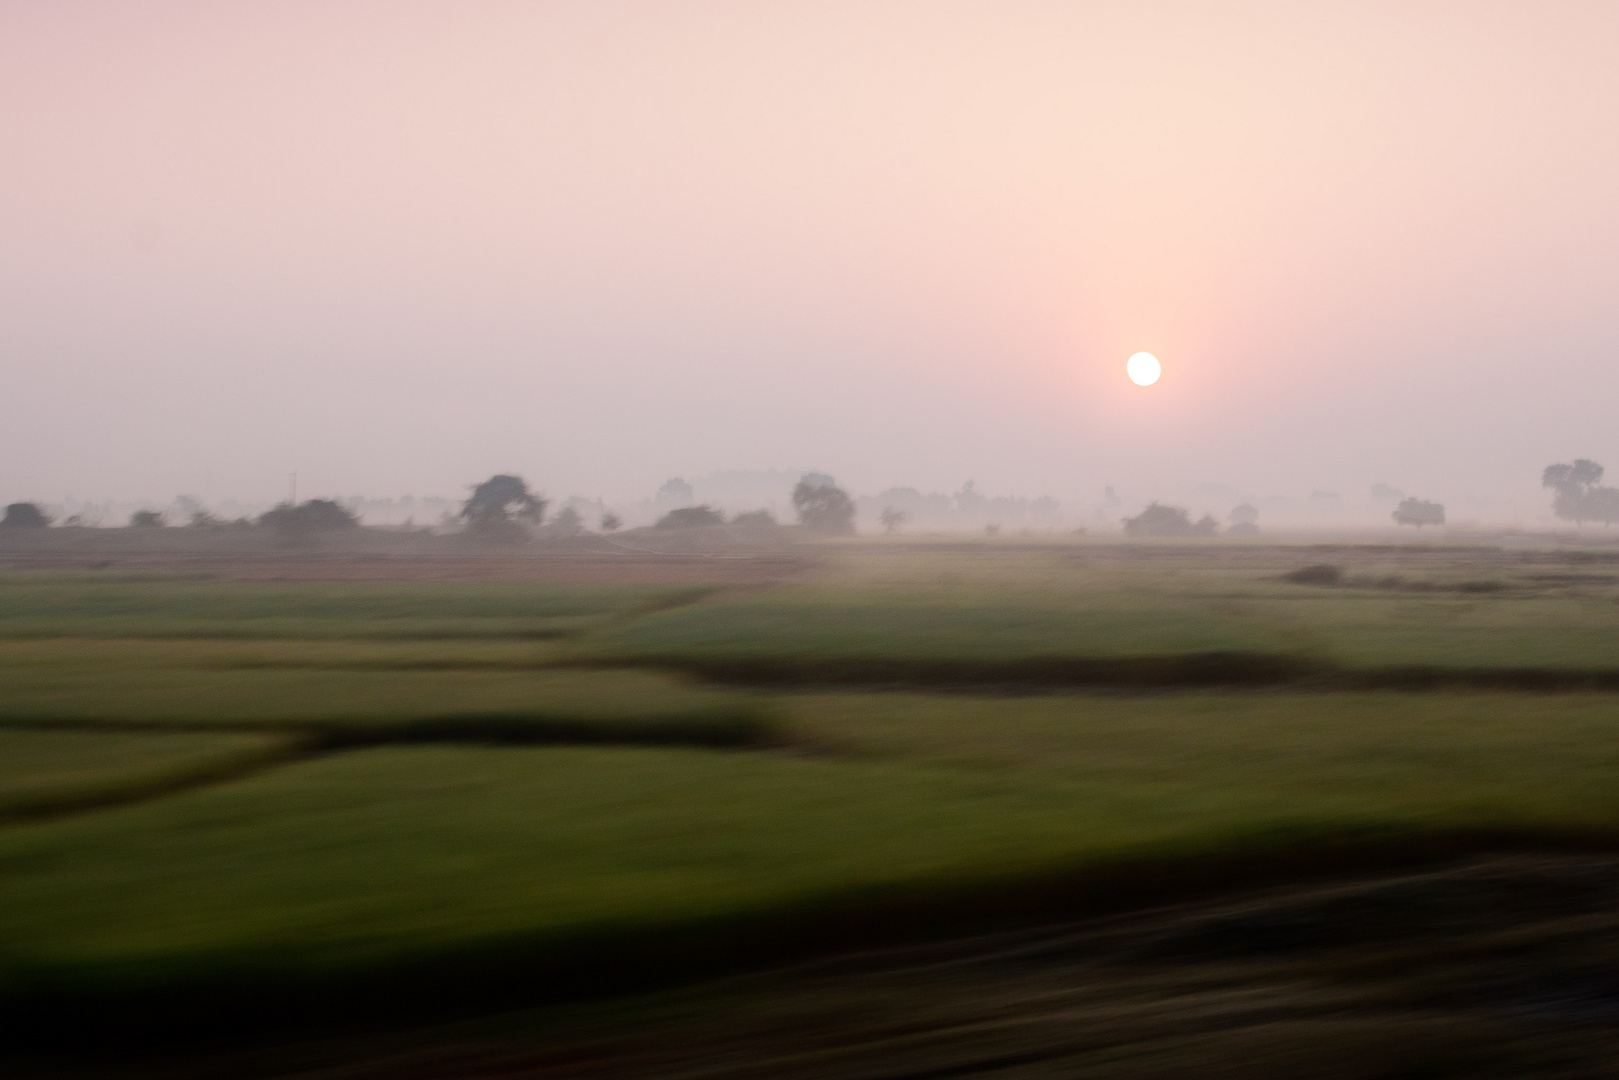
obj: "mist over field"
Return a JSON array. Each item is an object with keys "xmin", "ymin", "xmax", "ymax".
[{"xmin": 4, "ymin": 2, "xmax": 1619, "ymax": 529}]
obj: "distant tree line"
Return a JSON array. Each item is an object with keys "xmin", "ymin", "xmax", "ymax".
[{"xmin": 645, "ymin": 473, "xmax": 855, "ymax": 536}]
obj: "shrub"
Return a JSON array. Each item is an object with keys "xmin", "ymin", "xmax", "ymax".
[
  {"xmin": 730, "ymin": 510, "xmax": 777, "ymax": 528},
  {"xmin": 1392, "ymin": 498, "xmax": 1445, "ymax": 528},
  {"xmin": 259, "ymin": 499, "xmax": 360, "ymax": 532},
  {"xmin": 129, "ymin": 510, "xmax": 166, "ymax": 528},
  {"xmin": 657, "ymin": 506, "xmax": 726, "ymax": 529},
  {"xmin": 1122, "ymin": 503, "xmax": 1193, "ymax": 538}
]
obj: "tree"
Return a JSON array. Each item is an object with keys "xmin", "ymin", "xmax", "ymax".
[
  {"xmin": 793, "ymin": 475, "xmax": 855, "ymax": 536},
  {"xmin": 460, "ymin": 475, "xmax": 545, "ymax": 537},
  {"xmin": 549, "ymin": 505, "xmax": 584, "ymax": 538},
  {"xmin": 1543, "ymin": 460, "xmax": 1617, "ymax": 526},
  {"xmin": 879, "ymin": 506, "xmax": 906, "ymax": 535},
  {"xmin": 656, "ymin": 505, "xmax": 725, "ymax": 529},
  {"xmin": 600, "ymin": 511, "xmax": 622, "ymax": 533},
  {"xmin": 259, "ymin": 499, "xmax": 360, "ymax": 532},
  {"xmin": 1227, "ymin": 503, "xmax": 1260, "ymax": 537},
  {"xmin": 655, "ymin": 477, "xmax": 694, "ymax": 506},
  {"xmin": 129, "ymin": 510, "xmax": 166, "ymax": 528},
  {"xmin": 1392, "ymin": 497, "xmax": 1445, "ymax": 528},
  {"xmin": 1, "ymin": 503, "xmax": 50, "ymax": 528},
  {"xmin": 1586, "ymin": 486, "xmax": 1619, "ymax": 527},
  {"xmin": 1122, "ymin": 502, "xmax": 1193, "ymax": 537}
]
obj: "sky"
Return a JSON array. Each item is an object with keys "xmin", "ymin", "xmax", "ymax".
[{"xmin": 4, "ymin": 1, "xmax": 1617, "ymax": 521}]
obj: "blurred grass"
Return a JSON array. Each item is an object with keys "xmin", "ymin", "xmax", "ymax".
[
  {"xmin": 0, "ymin": 729, "xmax": 295, "ymax": 823},
  {"xmin": 5, "ymin": 692, "xmax": 1619, "ymax": 1016},
  {"xmin": 0, "ymin": 579, "xmax": 712, "ymax": 640},
  {"xmin": 570, "ymin": 546, "xmax": 1619, "ymax": 684},
  {"xmin": 8, "ymin": 542, "xmax": 1619, "ymax": 1027},
  {"xmin": 0, "ymin": 638, "xmax": 569, "ymax": 671},
  {"xmin": 0, "ymin": 664, "xmax": 774, "ymax": 746}
]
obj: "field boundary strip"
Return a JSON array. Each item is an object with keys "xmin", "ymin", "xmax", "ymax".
[
  {"xmin": 0, "ymin": 708, "xmax": 784, "ymax": 824},
  {"xmin": 0, "ymin": 738, "xmax": 313, "ymax": 825}
]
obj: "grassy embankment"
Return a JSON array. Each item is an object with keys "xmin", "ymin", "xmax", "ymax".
[{"xmin": 4, "ymin": 541, "xmax": 1619, "ymax": 1032}]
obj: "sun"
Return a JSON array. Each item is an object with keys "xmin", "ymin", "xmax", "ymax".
[{"xmin": 1126, "ymin": 352, "xmax": 1161, "ymax": 386}]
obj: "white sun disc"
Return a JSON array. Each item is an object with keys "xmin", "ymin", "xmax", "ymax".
[{"xmin": 1126, "ymin": 352, "xmax": 1161, "ymax": 386}]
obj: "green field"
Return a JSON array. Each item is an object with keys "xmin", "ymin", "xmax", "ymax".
[
  {"xmin": 0, "ymin": 578, "xmax": 710, "ymax": 639},
  {"xmin": 5, "ymin": 539, "xmax": 1619, "ymax": 1031}
]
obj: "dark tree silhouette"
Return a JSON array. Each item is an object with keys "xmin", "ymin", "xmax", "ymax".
[
  {"xmin": 1122, "ymin": 502, "xmax": 1194, "ymax": 537},
  {"xmin": 656, "ymin": 505, "xmax": 725, "ymax": 529},
  {"xmin": 1392, "ymin": 497, "xmax": 1445, "ymax": 527},
  {"xmin": 460, "ymin": 475, "xmax": 546, "ymax": 536},
  {"xmin": 259, "ymin": 499, "xmax": 360, "ymax": 532},
  {"xmin": 879, "ymin": 506, "xmax": 906, "ymax": 534},
  {"xmin": 599, "ymin": 511, "xmax": 622, "ymax": 533},
  {"xmin": 1, "ymin": 503, "xmax": 50, "ymax": 528},
  {"xmin": 793, "ymin": 475, "xmax": 856, "ymax": 536},
  {"xmin": 129, "ymin": 510, "xmax": 166, "ymax": 528}
]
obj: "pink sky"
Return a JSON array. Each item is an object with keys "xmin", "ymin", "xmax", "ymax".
[{"xmin": 3, "ymin": 2, "xmax": 1617, "ymax": 520}]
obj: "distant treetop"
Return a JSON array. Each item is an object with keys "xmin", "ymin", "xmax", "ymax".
[
  {"xmin": 460, "ymin": 475, "xmax": 545, "ymax": 537},
  {"xmin": 1391, "ymin": 497, "xmax": 1445, "ymax": 528},
  {"xmin": 793, "ymin": 474, "xmax": 855, "ymax": 536},
  {"xmin": 1543, "ymin": 460, "xmax": 1617, "ymax": 527},
  {"xmin": 259, "ymin": 499, "xmax": 360, "ymax": 532}
]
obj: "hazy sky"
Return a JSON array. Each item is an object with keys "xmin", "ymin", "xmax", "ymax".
[{"xmin": 4, "ymin": 2, "xmax": 1617, "ymax": 517}]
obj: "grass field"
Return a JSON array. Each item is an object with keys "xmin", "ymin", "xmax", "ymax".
[
  {"xmin": 0, "ymin": 578, "xmax": 712, "ymax": 639},
  {"xmin": 4, "ymin": 537, "xmax": 1619, "ymax": 1040}
]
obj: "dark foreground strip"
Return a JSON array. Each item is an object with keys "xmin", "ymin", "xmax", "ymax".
[
  {"xmin": 602, "ymin": 652, "xmax": 1619, "ymax": 693},
  {"xmin": 8, "ymin": 824, "xmax": 1619, "ymax": 1051},
  {"xmin": 614, "ymin": 651, "xmax": 1330, "ymax": 689},
  {"xmin": 175, "ymin": 650, "xmax": 1619, "ymax": 691}
]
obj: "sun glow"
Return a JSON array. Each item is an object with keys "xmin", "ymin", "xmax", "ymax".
[{"xmin": 1126, "ymin": 352, "xmax": 1161, "ymax": 386}]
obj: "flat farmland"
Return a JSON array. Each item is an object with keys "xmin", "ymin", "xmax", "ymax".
[{"xmin": 5, "ymin": 535, "xmax": 1619, "ymax": 1071}]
